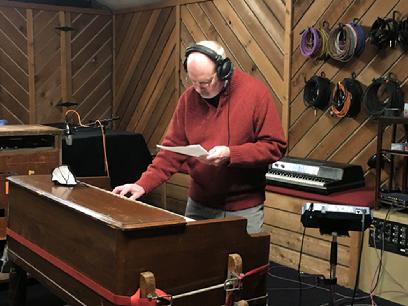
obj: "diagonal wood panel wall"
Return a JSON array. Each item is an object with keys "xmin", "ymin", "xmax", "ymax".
[
  {"xmin": 0, "ymin": 6, "xmax": 29, "ymax": 124},
  {"xmin": 115, "ymin": 6, "xmax": 177, "ymax": 150},
  {"xmin": 114, "ymin": 0, "xmax": 286, "ymax": 152},
  {"xmin": 290, "ymin": 0, "xmax": 408, "ymax": 188},
  {"xmin": 70, "ymin": 13, "xmax": 113, "ymax": 123},
  {"xmin": 0, "ymin": 1, "xmax": 112, "ymax": 125},
  {"xmin": 32, "ymin": 9, "xmax": 62, "ymax": 123}
]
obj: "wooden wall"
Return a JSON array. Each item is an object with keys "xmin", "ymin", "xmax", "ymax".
[
  {"xmin": 290, "ymin": 0, "xmax": 408, "ymax": 189},
  {"xmin": 114, "ymin": 6, "xmax": 177, "ymax": 150},
  {"xmin": 0, "ymin": 1, "xmax": 112, "ymax": 125},
  {"xmin": 114, "ymin": 0, "xmax": 288, "ymax": 152},
  {"xmin": 113, "ymin": 0, "xmax": 408, "ymax": 290},
  {"xmin": 1, "ymin": 0, "xmax": 407, "ymax": 291}
]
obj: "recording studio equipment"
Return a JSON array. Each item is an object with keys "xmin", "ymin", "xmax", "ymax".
[
  {"xmin": 379, "ymin": 191, "xmax": 408, "ymax": 208},
  {"xmin": 303, "ymin": 74, "xmax": 332, "ymax": 110},
  {"xmin": 56, "ymin": 100, "xmax": 78, "ymax": 107},
  {"xmin": 86, "ymin": 116, "xmax": 120, "ymax": 127},
  {"xmin": 370, "ymin": 15, "xmax": 399, "ymax": 50},
  {"xmin": 63, "ymin": 121, "xmax": 73, "ymax": 146},
  {"xmin": 301, "ymin": 202, "xmax": 372, "ymax": 306},
  {"xmin": 62, "ymin": 116, "xmax": 119, "ymax": 146},
  {"xmin": 301, "ymin": 202, "xmax": 372, "ymax": 235},
  {"xmin": 363, "ymin": 74, "xmax": 404, "ymax": 116},
  {"xmin": 367, "ymin": 152, "xmax": 391, "ymax": 169},
  {"xmin": 266, "ymin": 156, "xmax": 365, "ymax": 194},
  {"xmin": 62, "ymin": 128, "xmax": 152, "ymax": 188},
  {"xmin": 184, "ymin": 44, "xmax": 233, "ymax": 80}
]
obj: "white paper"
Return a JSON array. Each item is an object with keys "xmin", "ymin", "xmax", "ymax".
[{"xmin": 157, "ymin": 144, "xmax": 208, "ymax": 157}]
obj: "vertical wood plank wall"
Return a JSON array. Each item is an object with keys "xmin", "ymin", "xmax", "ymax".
[{"xmin": 0, "ymin": 1, "xmax": 112, "ymax": 124}]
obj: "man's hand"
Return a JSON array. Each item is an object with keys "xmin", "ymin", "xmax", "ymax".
[
  {"xmin": 198, "ymin": 145, "xmax": 230, "ymax": 166},
  {"xmin": 112, "ymin": 183, "xmax": 145, "ymax": 200}
]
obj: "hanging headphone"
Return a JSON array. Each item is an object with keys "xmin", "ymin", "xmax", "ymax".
[{"xmin": 183, "ymin": 44, "xmax": 233, "ymax": 81}]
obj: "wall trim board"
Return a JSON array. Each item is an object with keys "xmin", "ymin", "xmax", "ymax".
[
  {"xmin": 114, "ymin": 0, "xmax": 208, "ymax": 14},
  {"xmin": 0, "ymin": 0, "xmax": 111, "ymax": 14}
]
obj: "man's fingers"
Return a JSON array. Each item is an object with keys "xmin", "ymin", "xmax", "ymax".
[{"xmin": 119, "ymin": 187, "xmax": 130, "ymax": 196}]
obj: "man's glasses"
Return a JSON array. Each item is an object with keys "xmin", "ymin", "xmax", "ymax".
[{"xmin": 189, "ymin": 73, "xmax": 216, "ymax": 87}]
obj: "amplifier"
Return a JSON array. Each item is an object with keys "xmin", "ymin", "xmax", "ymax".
[
  {"xmin": 380, "ymin": 192, "xmax": 408, "ymax": 208},
  {"xmin": 301, "ymin": 202, "xmax": 372, "ymax": 234}
]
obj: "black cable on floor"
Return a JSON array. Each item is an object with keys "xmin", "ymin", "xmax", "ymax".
[{"xmin": 297, "ymin": 226, "xmax": 307, "ymax": 306}]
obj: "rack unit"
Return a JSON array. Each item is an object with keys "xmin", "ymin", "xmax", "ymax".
[
  {"xmin": 0, "ymin": 125, "xmax": 62, "ymax": 240},
  {"xmin": 375, "ymin": 116, "xmax": 408, "ymax": 209}
]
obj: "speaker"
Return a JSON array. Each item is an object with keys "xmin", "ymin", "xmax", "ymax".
[{"xmin": 184, "ymin": 44, "xmax": 233, "ymax": 81}]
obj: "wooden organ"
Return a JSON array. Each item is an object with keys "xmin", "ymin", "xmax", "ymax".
[{"xmin": 6, "ymin": 175, "xmax": 269, "ymax": 306}]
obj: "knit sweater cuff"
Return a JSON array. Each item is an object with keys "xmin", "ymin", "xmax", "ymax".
[
  {"xmin": 228, "ymin": 146, "xmax": 244, "ymax": 165},
  {"xmin": 135, "ymin": 176, "xmax": 158, "ymax": 194}
]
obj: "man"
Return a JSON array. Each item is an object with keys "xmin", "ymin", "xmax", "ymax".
[{"xmin": 112, "ymin": 41, "xmax": 287, "ymax": 233}]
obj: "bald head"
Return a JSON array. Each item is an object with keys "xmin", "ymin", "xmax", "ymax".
[
  {"xmin": 185, "ymin": 47, "xmax": 226, "ymax": 99},
  {"xmin": 186, "ymin": 52, "xmax": 216, "ymax": 79}
]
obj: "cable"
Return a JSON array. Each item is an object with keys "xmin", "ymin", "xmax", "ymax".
[
  {"xmin": 363, "ymin": 75, "xmax": 404, "ymax": 117},
  {"xmin": 398, "ymin": 16, "xmax": 408, "ymax": 50},
  {"xmin": 64, "ymin": 110, "xmax": 110, "ymax": 177},
  {"xmin": 370, "ymin": 206, "xmax": 392, "ymax": 295},
  {"xmin": 350, "ymin": 213, "xmax": 366, "ymax": 306},
  {"xmin": 330, "ymin": 81, "xmax": 352, "ymax": 118},
  {"xmin": 303, "ymin": 75, "xmax": 332, "ymax": 110},
  {"xmin": 300, "ymin": 27, "xmax": 321, "ymax": 57},
  {"xmin": 297, "ymin": 225, "xmax": 307, "ymax": 306},
  {"xmin": 371, "ymin": 207, "xmax": 408, "ymax": 295},
  {"xmin": 328, "ymin": 23, "xmax": 357, "ymax": 62},
  {"xmin": 317, "ymin": 26, "xmax": 330, "ymax": 59},
  {"xmin": 370, "ymin": 15, "xmax": 399, "ymax": 50}
]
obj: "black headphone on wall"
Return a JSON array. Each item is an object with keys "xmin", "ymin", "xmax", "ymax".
[{"xmin": 183, "ymin": 44, "xmax": 233, "ymax": 81}]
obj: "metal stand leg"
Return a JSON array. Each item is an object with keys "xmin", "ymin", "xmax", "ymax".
[
  {"xmin": 328, "ymin": 232, "xmax": 338, "ymax": 306},
  {"xmin": 8, "ymin": 262, "xmax": 27, "ymax": 306}
]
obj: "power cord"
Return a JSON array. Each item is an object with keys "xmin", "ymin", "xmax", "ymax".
[{"xmin": 64, "ymin": 110, "xmax": 110, "ymax": 177}]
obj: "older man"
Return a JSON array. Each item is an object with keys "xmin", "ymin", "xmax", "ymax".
[{"xmin": 112, "ymin": 41, "xmax": 287, "ymax": 233}]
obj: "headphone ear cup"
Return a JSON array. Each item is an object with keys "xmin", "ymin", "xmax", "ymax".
[
  {"xmin": 217, "ymin": 57, "xmax": 233, "ymax": 80},
  {"xmin": 183, "ymin": 57, "xmax": 188, "ymax": 72}
]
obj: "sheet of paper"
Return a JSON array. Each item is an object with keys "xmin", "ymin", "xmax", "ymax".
[{"xmin": 156, "ymin": 144, "xmax": 208, "ymax": 157}]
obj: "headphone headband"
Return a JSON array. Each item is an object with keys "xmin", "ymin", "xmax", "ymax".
[
  {"xmin": 184, "ymin": 43, "xmax": 233, "ymax": 81},
  {"xmin": 185, "ymin": 44, "xmax": 222, "ymax": 65}
]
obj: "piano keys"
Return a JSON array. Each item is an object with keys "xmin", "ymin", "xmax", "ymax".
[
  {"xmin": 7, "ymin": 175, "xmax": 269, "ymax": 306},
  {"xmin": 266, "ymin": 156, "xmax": 365, "ymax": 194}
]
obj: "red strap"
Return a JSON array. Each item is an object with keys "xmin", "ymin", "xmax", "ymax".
[
  {"xmin": 225, "ymin": 263, "xmax": 269, "ymax": 306},
  {"xmin": 131, "ymin": 289, "xmax": 169, "ymax": 306},
  {"xmin": 7, "ymin": 228, "xmax": 169, "ymax": 306},
  {"xmin": 239, "ymin": 263, "xmax": 269, "ymax": 280}
]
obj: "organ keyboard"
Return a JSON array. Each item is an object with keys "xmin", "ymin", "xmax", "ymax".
[{"xmin": 266, "ymin": 156, "xmax": 365, "ymax": 194}]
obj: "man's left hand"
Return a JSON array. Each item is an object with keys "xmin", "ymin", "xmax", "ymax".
[{"xmin": 198, "ymin": 146, "xmax": 230, "ymax": 166}]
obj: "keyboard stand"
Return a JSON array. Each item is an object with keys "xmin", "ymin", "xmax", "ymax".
[
  {"xmin": 326, "ymin": 232, "xmax": 339, "ymax": 306},
  {"xmin": 301, "ymin": 203, "xmax": 371, "ymax": 306}
]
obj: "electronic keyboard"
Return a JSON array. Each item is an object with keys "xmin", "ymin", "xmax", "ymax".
[{"xmin": 266, "ymin": 156, "xmax": 365, "ymax": 194}]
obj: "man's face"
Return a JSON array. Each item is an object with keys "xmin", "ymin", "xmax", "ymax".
[
  {"xmin": 187, "ymin": 53, "xmax": 224, "ymax": 99},
  {"xmin": 189, "ymin": 72, "xmax": 219, "ymax": 98}
]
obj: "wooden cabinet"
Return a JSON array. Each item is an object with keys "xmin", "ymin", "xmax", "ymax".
[
  {"xmin": 0, "ymin": 125, "xmax": 62, "ymax": 239},
  {"xmin": 374, "ymin": 116, "xmax": 408, "ymax": 208}
]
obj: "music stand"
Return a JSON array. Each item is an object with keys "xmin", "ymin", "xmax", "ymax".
[{"xmin": 301, "ymin": 203, "xmax": 372, "ymax": 306}]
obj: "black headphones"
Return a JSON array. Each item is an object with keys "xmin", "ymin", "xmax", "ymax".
[{"xmin": 183, "ymin": 44, "xmax": 233, "ymax": 81}]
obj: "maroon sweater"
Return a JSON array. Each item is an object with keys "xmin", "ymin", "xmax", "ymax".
[{"xmin": 137, "ymin": 69, "xmax": 287, "ymax": 211}]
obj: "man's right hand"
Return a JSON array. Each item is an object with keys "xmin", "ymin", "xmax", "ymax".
[{"xmin": 112, "ymin": 183, "xmax": 145, "ymax": 200}]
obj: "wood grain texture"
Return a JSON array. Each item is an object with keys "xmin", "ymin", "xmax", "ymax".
[
  {"xmin": 0, "ymin": 3, "xmax": 113, "ymax": 125},
  {"xmin": 289, "ymin": 0, "xmax": 408, "ymax": 191},
  {"xmin": 114, "ymin": 0, "xmax": 286, "ymax": 150}
]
